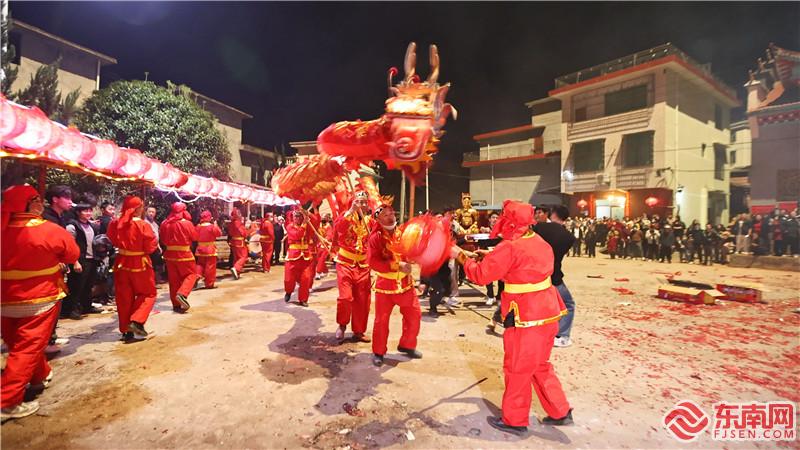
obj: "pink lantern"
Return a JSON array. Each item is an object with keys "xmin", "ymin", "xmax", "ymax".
[
  {"xmin": 87, "ymin": 139, "xmax": 127, "ymax": 171},
  {"xmin": 239, "ymin": 187, "xmax": 254, "ymax": 202},
  {"xmin": 0, "ymin": 97, "xmax": 26, "ymax": 143},
  {"xmin": 180, "ymin": 175, "xmax": 199, "ymax": 194},
  {"xmin": 4, "ymin": 106, "xmax": 62, "ymax": 154},
  {"xmin": 48, "ymin": 128, "xmax": 96, "ymax": 164},
  {"xmin": 208, "ymin": 179, "xmax": 224, "ymax": 196},
  {"xmin": 196, "ymin": 177, "xmax": 212, "ymax": 195},
  {"xmin": 230, "ymin": 185, "xmax": 243, "ymax": 200},
  {"xmin": 577, "ymin": 199, "xmax": 588, "ymax": 209},
  {"xmin": 219, "ymin": 182, "xmax": 234, "ymax": 199},
  {"xmin": 117, "ymin": 148, "xmax": 152, "ymax": 177},
  {"xmin": 142, "ymin": 159, "xmax": 166, "ymax": 184}
]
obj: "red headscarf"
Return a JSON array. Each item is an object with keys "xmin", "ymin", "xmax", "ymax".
[
  {"xmin": 490, "ymin": 200, "xmax": 535, "ymax": 241},
  {"xmin": 1, "ymin": 185, "xmax": 39, "ymax": 231},
  {"xmin": 163, "ymin": 202, "xmax": 191, "ymax": 226},
  {"xmin": 200, "ymin": 210, "xmax": 213, "ymax": 223},
  {"xmin": 230, "ymin": 208, "xmax": 242, "ymax": 222},
  {"xmin": 117, "ymin": 196, "xmax": 143, "ymax": 231}
]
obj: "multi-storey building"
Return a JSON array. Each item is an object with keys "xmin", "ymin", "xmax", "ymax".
[{"xmin": 549, "ymin": 43, "xmax": 739, "ymax": 224}]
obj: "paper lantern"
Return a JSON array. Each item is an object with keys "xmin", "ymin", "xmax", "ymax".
[
  {"xmin": 196, "ymin": 177, "xmax": 212, "ymax": 195},
  {"xmin": 577, "ymin": 199, "xmax": 588, "ymax": 209},
  {"xmin": 208, "ymin": 179, "xmax": 224, "ymax": 196},
  {"xmin": 87, "ymin": 139, "xmax": 127, "ymax": 171},
  {"xmin": 48, "ymin": 128, "xmax": 96, "ymax": 164},
  {"xmin": 117, "ymin": 148, "xmax": 151, "ymax": 177},
  {"xmin": 240, "ymin": 187, "xmax": 255, "ymax": 202},
  {"xmin": 645, "ymin": 196, "xmax": 659, "ymax": 207},
  {"xmin": 219, "ymin": 182, "xmax": 234, "ymax": 199},
  {"xmin": 180, "ymin": 175, "xmax": 200, "ymax": 194},
  {"xmin": 4, "ymin": 106, "xmax": 63, "ymax": 154},
  {"xmin": 392, "ymin": 214, "xmax": 452, "ymax": 276},
  {"xmin": 0, "ymin": 97, "xmax": 26, "ymax": 143},
  {"xmin": 142, "ymin": 159, "xmax": 166, "ymax": 184},
  {"xmin": 229, "ymin": 185, "xmax": 243, "ymax": 200}
]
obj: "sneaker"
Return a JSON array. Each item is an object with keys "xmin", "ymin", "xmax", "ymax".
[
  {"xmin": 284, "ymin": 293, "xmax": 291, "ymax": 303},
  {"xmin": 553, "ymin": 336, "xmax": 572, "ymax": 348},
  {"xmin": 68, "ymin": 309, "xmax": 83, "ymax": 320},
  {"xmin": 231, "ymin": 268, "xmax": 240, "ymax": 280},
  {"xmin": 372, "ymin": 354, "xmax": 384, "ymax": 367},
  {"xmin": 1, "ymin": 401, "xmax": 39, "ymax": 421},
  {"xmin": 176, "ymin": 294, "xmax": 190, "ymax": 311},
  {"xmin": 397, "ymin": 347, "xmax": 423, "ymax": 359},
  {"xmin": 172, "ymin": 306, "xmax": 187, "ymax": 314},
  {"xmin": 428, "ymin": 309, "xmax": 440, "ymax": 317},
  {"xmin": 540, "ymin": 409, "xmax": 574, "ymax": 426},
  {"xmin": 352, "ymin": 333, "xmax": 371, "ymax": 343},
  {"xmin": 53, "ymin": 337, "xmax": 69, "ymax": 346},
  {"xmin": 127, "ymin": 321, "xmax": 148, "ymax": 337},
  {"xmin": 29, "ymin": 369, "xmax": 54, "ymax": 390},
  {"xmin": 44, "ymin": 344, "xmax": 61, "ymax": 355},
  {"xmin": 487, "ymin": 416, "xmax": 527, "ymax": 436},
  {"xmin": 83, "ymin": 306, "xmax": 104, "ymax": 314},
  {"xmin": 298, "ymin": 302, "xmax": 309, "ymax": 308},
  {"xmin": 484, "ymin": 297, "xmax": 496, "ymax": 306},
  {"xmin": 335, "ymin": 326, "xmax": 346, "ymax": 342},
  {"xmin": 446, "ymin": 296, "xmax": 460, "ymax": 307}
]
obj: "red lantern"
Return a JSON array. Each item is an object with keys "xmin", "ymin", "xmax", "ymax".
[
  {"xmin": 4, "ymin": 106, "xmax": 62, "ymax": 154},
  {"xmin": 87, "ymin": 139, "xmax": 127, "ymax": 171},
  {"xmin": 645, "ymin": 196, "xmax": 659, "ymax": 207},
  {"xmin": 0, "ymin": 97, "xmax": 26, "ymax": 143},
  {"xmin": 48, "ymin": 128, "xmax": 96, "ymax": 164},
  {"xmin": 577, "ymin": 199, "xmax": 588, "ymax": 209},
  {"xmin": 392, "ymin": 214, "xmax": 452, "ymax": 276},
  {"xmin": 117, "ymin": 148, "xmax": 151, "ymax": 177}
]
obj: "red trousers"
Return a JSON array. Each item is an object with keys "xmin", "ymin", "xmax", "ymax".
[
  {"xmin": 371, "ymin": 290, "xmax": 420, "ymax": 356},
  {"xmin": 166, "ymin": 260, "xmax": 201, "ymax": 308},
  {"xmin": 231, "ymin": 245, "xmax": 248, "ymax": 272},
  {"xmin": 1, "ymin": 305, "xmax": 59, "ymax": 408},
  {"xmin": 284, "ymin": 258, "xmax": 313, "ymax": 303},
  {"xmin": 261, "ymin": 242, "xmax": 273, "ymax": 272},
  {"xmin": 336, "ymin": 264, "xmax": 371, "ymax": 334},
  {"xmin": 195, "ymin": 255, "xmax": 217, "ymax": 288},
  {"xmin": 316, "ymin": 250, "xmax": 328, "ymax": 274},
  {"xmin": 502, "ymin": 322, "xmax": 571, "ymax": 426},
  {"xmin": 115, "ymin": 268, "xmax": 156, "ymax": 334}
]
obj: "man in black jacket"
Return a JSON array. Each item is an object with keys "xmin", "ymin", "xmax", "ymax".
[
  {"xmin": 533, "ymin": 205, "xmax": 576, "ymax": 348},
  {"xmin": 63, "ymin": 195, "xmax": 102, "ymax": 319},
  {"xmin": 42, "ymin": 185, "xmax": 74, "ymax": 227}
]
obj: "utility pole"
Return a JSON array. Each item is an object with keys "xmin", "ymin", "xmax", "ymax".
[
  {"xmin": 425, "ymin": 167, "xmax": 429, "ymax": 211},
  {"xmin": 399, "ymin": 172, "xmax": 406, "ymax": 223}
]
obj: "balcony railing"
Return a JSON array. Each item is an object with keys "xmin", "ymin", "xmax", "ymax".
[{"xmin": 554, "ymin": 43, "xmax": 736, "ymax": 100}]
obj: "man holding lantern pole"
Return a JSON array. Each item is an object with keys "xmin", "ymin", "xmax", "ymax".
[
  {"xmin": 160, "ymin": 202, "xmax": 200, "ymax": 312},
  {"xmin": 283, "ymin": 208, "xmax": 317, "ymax": 306},
  {"xmin": 331, "ymin": 191, "xmax": 372, "ymax": 343},
  {"xmin": 368, "ymin": 198, "xmax": 422, "ymax": 367},
  {"xmin": 451, "ymin": 200, "xmax": 573, "ymax": 435}
]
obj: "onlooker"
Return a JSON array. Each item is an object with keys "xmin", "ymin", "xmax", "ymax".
[
  {"xmin": 585, "ymin": 224, "xmax": 597, "ymax": 258},
  {"xmin": 702, "ymin": 224, "xmax": 717, "ymax": 265},
  {"xmin": 273, "ymin": 215, "xmax": 286, "ymax": 265},
  {"xmin": 98, "ymin": 201, "xmax": 116, "ymax": 235},
  {"xmin": 659, "ymin": 225, "xmax": 675, "ymax": 263},
  {"xmin": 42, "ymin": 185, "xmax": 74, "ymax": 227},
  {"xmin": 732, "ymin": 213, "xmax": 752, "ymax": 254},
  {"xmin": 144, "ymin": 206, "xmax": 166, "ymax": 284},
  {"xmin": 62, "ymin": 195, "xmax": 102, "ymax": 320}
]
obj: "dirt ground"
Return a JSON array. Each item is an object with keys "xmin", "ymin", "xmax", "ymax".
[{"xmin": 2, "ymin": 256, "xmax": 798, "ymax": 449}]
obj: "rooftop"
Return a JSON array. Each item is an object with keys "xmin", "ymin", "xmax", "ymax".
[
  {"xmin": 11, "ymin": 19, "xmax": 117, "ymax": 65},
  {"xmin": 191, "ymin": 92, "xmax": 253, "ymax": 119}
]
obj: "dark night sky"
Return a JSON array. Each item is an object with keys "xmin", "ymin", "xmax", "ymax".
[{"xmin": 9, "ymin": 2, "xmax": 800, "ymax": 210}]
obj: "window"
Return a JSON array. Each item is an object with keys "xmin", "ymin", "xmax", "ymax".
[
  {"xmin": 604, "ymin": 84, "xmax": 648, "ymax": 116},
  {"xmin": 714, "ymin": 143, "xmax": 727, "ymax": 180},
  {"xmin": 730, "ymin": 150, "xmax": 737, "ymax": 165},
  {"xmin": 621, "ymin": 131, "xmax": 654, "ymax": 167},
  {"xmin": 573, "ymin": 139, "xmax": 605, "ymax": 173},
  {"xmin": 574, "ymin": 106, "xmax": 587, "ymax": 122},
  {"xmin": 714, "ymin": 104, "xmax": 724, "ymax": 130},
  {"xmin": 8, "ymin": 31, "xmax": 22, "ymax": 64}
]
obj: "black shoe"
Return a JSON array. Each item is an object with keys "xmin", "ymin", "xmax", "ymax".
[
  {"xmin": 541, "ymin": 409, "xmax": 574, "ymax": 426},
  {"xmin": 122, "ymin": 332, "xmax": 135, "ymax": 342},
  {"xmin": 428, "ymin": 309, "xmax": 440, "ymax": 317},
  {"xmin": 68, "ymin": 309, "xmax": 83, "ymax": 320},
  {"xmin": 176, "ymin": 294, "xmax": 190, "ymax": 311},
  {"xmin": 397, "ymin": 347, "xmax": 422, "ymax": 359},
  {"xmin": 83, "ymin": 306, "xmax": 103, "ymax": 315},
  {"xmin": 372, "ymin": 354, "xmax": 384, "ymax": 367},
  {"xmin": 284, "ymin": 293, "xmax": 291, "ymax": 303},
  {"xmin": 487, "ymin": 416, "xmax": 527, "ymax": 436},
  {"xmin": 172, "ymin": 306, "xmax": 187, "ymax": 314},
  {"xmin": 127, "ymin": 321, "xmax": 148, "ymax": 337}
]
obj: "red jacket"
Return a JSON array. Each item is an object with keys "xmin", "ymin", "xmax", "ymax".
[
  {"xmin": 368, "ymin": 225, "xmax": 413, "ymax": 294},
  {"xmin": 1, "ymin": 213, "xmax": 80, "ymax": 305},
  {"xmin": 462, "ymin": 232, "xmax": 566, "ymax": 327},
  {"xmin": 331, "ymin": 213, "xmax": 370, "ymax": 268},
  {"xmin": 108, "ymin": 217, "xmax": 159, "ymax": 272},
  {"xmin": 196, "ymin": 222, "xmax": 222, "ymax": 257},
  {"xmin": 160, "ymin": 217, "xmax": 198, "ymax": 262},
  {"xmin": 259, "ymin": 219, "xmax": 275, "ymax": 243},
  {"xmin": 228, "ymin": 218, "xmax": 247, "ymax": 248},
  {"xmin": 285, "ymin": 222, "xmax": 316, "ymax": 261}
]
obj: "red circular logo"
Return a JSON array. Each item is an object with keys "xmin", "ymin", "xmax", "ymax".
[{"xmin": 664, "ymin": 400, "xmax": 710, "ymax": 442}]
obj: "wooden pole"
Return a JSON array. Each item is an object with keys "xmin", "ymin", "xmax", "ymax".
[
  {"xmin": 409, "ymin": 180, "xmax": 416, "ymax": 219},
  {"xmin": 400, "ymin": 172, "xmax": 406, "ymax": 223}
]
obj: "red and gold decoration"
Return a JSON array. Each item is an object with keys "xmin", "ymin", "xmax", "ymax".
[
  {"xmin": 0, "ymin": 95, "xmax": 293, "ymax": 205},
  {"xmin": 270, "ymin": 155, "xmax": 345, "ymax": 204},
  {"xmin": 316, "ymin": 42, "xmax": 456, "ymax": 186},
  {"xmin": 392, "ymin": 214, "xmax": 453, "ymax": 276}
]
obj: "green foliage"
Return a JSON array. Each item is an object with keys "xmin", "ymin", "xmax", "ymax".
[
  {"xmin": 1, "ymin": 13, "xmax": 18, "ymax": 96},
  {"xmin": 75, "ymin": 80, "xmax": 231, "ymax": 180},
  {"xmin": 13, "ymin": 57, "xmax": 82, "ymax": 124}
]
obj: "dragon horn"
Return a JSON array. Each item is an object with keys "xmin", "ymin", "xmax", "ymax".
[
  {"xmin": 404, "ymin": 42, "xmax": 417, "ymax": 83},
  {"xmin": 388, "ymin": 67, "xmax": 398, "ymax": 96},
  {"xmin": 428, "ymin": 44, "xmax": 440, "ymax": 84}
]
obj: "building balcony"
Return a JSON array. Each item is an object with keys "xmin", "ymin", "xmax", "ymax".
[
  {"xmin": 616, "ymin": 167, "xmax": 652, "ymax": 190},
  {"xmin": 566, "ymin": 108, "xmax": 653, "ymax": 141}
]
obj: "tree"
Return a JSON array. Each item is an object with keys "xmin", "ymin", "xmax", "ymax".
[
  {"xmin": 15, "ymin": 57, "xmax": 81, "ymax": 124},
  {"xmin": 1, "ymin": 11, "xmax": 18, "ymax": 96},
  {"xmin": 75, "ymin": 80, "xmax": 231, "ymax": 180}
]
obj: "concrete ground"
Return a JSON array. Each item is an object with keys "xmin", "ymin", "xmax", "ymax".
[{"xmin": 2, "ymin": 256, "xmax": 798, "ymax": 449}]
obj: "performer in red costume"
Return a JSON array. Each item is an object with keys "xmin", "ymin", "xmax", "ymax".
[
  {"xmin": 159, "ymin": 202, "xmax": 199, "ymax": 312},
  {"xmin": 1, "ymin": 185, "xmax": 80, "ymax": 420},
  {"xmin": 283, "ymin": 209, "xmax": 317, "ymax": 306},
  {"xmin": 107, "ymin": 196, "xmax": 159, "ymax": 340},
  {"xmin": 195, "ymin": 210, "xmax": 222, "ymax": 289},
  {"xmin": 451, "ymin": 200, "xmax": 572, "ymax": 435},
  {"xmin": 315, "ymin": 216, "xmax": 332, "ymax": 280},
  {"xmin": 368, "ymin": 198, "xmax": 421, "ymax": 366},
  {"xmin": 331, "ymin": 191, "xmax": 372, "ymax": 343},
  {"xmin": 259, "ymin": 212, "xmax": 275, "ymax": 273},
  {"xmin": 228, "ymin": 208, "xmax": 248, "ymax": 280}
]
